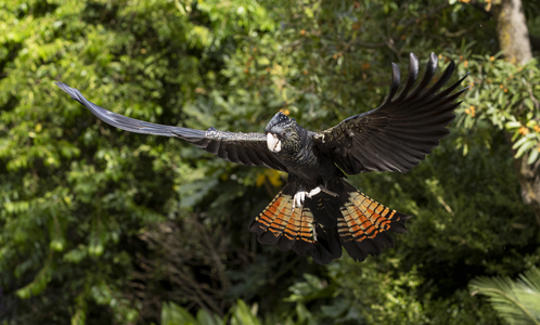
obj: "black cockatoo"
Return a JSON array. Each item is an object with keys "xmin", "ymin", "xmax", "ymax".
[{"xmin": 56, "ymin": 53, "xmax": 466, "ymax": 264}]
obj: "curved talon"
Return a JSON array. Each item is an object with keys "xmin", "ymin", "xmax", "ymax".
[{"xmin": 292, "ymin": 186, "xmax": 323, "ymax": 210}]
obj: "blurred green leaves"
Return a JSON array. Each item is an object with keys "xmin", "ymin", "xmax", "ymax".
[
  {"xmin": 456, "ymin": 54, "xmax": 540, "ymax": 164},
  {"xmin": 161, "ymin": 300, "xmax": 260, "ymax": 325}
]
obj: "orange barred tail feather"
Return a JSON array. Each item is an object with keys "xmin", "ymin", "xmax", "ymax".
[
  {"xmin": 336, "ymin": 187, "xmax": 410, "ymax": 262},
  {"xmin": 249, "ymin": 183, "xmax": 341, "ymax": 264},
  {"xmin": 249, "ymin": 179, "xmax": 409, "ymax": 264}
]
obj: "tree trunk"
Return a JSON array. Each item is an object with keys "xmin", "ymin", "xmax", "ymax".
[
  {"xmin": 495, "ymin": 0, "xmax": 532, "ymax": 64},
  {"xmin": 494, "ymin": 0, "xmax": 540, "ymax": 224}
]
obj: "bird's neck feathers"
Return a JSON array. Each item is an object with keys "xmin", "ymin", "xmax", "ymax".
[{"xmin": 281, "ymin": 124, "xmax": 308, "ymax": 156}]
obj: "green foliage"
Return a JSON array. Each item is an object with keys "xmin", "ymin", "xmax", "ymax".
[
  {"xmin": 456, "ymin": 55, "xmax": 540, "ymax": 163},
  {"xmin": 470, "ymin": 267, "xmax": 540, "ymax": 325},
  {"xmin": 0, "ymin": 0, "xmax": 538, "ymax": 324},
  {"xmin": 284, "ymin": 261, "xmax": 428, "ymax": 324},
  {"xmin": 161, "ymin": 300, "xmax": 259, "ymax": 325}
]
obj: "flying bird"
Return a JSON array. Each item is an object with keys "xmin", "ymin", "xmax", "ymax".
[{"xmin": 56, "ymin": 53, "xmax": 466, "ymax": 264}]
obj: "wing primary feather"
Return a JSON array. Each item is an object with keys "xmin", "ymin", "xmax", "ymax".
[
  {"xmin": 217, "ymin": 141, "xmax": 231, "ymax": 161},
  {"xmin": 424, "ymin": 60, "xmax": 455, "ymax": 95},
  {"xmin": 365, "ymin": 137, "xmax": 415, "ymax": 171},
  {"xmin": 393, "ymin": 97, "xmax": 460, "ymax": 120},
  {"xmin": 167, "ymin": 127, "xmax": 205, "ymax": 140},
  {"xmin": 204, "ymin": 138, "xmax": 221, "ymax": 154},
  {"xmin": 417, "ymin": 112, "xmax": 456, "ymax": 126},
  {"xmin": 406, "ymin": 87, "xmax": 468, "ymax": 115},
  {"xmin": 227, "ymin": 147, "xmax": 241, "ymax": 162},
  {"xmin": 405, "ymin": 99, "xmax": 462, "ymax": 122},
  {"xmin": 402, "ymin": 61, "xmax": 456, "ymax": 107},
  {"xmin": 395, "ymin": 53, "xmax": 420, "ymax": 102},
  {"xmin": 401, "ymin": 110, "xmax": 456, "ymax": 127},
  {"xmin": 380, "ymin": 131, "xmax": 440, "ymax": 154},
  {"xmin": 370, "ymin": 135, "xmax": 426, "ymax": 163},
  {"xmin": 57, "ymin": 82, "xmax": 187, "ymax": 137},
  {"xmin": 245, "ymin": 146, "xmax": 265, "ymax": 165},
  {"xmin": 258, "ymin": 150, "xmax": 285, "ymax": 170},
  {"xmin": 348, "ymin": 144, "xmax": 376, "ymax": 171},
  {"xmin": 234, "ymin": 148, "xmax": 251, "ymax": 165},
  {"xmin": 315, "ymin": 53, "xmax": 466, "ymax": 174},
  {"xmin": 352, "ymin": 139, "xmax": 396, "ymax": 170},
  {"xmin": 428, "ymin": 74, "xmax": 469, "ymax": 101},
  {"xmin": 383, "ymin": 63, "xmax": 401, "ymax": 104},
  {"xmin": 384, "ymin": 121, "xmax": 452, "ymax": 134},
  {"xmin": 57, "ymin": 82, "xmax": 288, "ymax": 172},
  {"xmin": 379, "ymin": 128, "xmax": 439, "ymax": 148},
  {"xmin": 406, "ymin": 52, "xmax": 438, "ymax": 101}
]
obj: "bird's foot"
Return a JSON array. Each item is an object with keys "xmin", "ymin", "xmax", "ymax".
[
  {"xmin": 292, "ymin": 187, "xmax": 322, "ymax": 210},
  {"xmin": 308, "ymin": 187, "xmax": 321, "ymax": 197}
]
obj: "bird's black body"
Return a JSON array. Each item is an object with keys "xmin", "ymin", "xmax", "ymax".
[
  {"xmin": 56, "ymin": 53, "xmax": 467, "ymax": 264},
  {"xmin": 267, "ymin": 119, "xmax": 339, "ymax": 187}
]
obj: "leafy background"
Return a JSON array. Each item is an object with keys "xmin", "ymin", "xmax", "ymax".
[{"xmin": 0, "ymin": 0, "xmax": 539, "ymax": 324}]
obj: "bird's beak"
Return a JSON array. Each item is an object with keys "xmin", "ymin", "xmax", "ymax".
[{"xmin": 266, "ymin": 133, "xmax": 282, "ymax": 153}]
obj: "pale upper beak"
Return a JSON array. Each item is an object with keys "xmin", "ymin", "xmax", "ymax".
[{"xmin": 266, "ymin": 133, "xmax": 282, "ymax": 153}]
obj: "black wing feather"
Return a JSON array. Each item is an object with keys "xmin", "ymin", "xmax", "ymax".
[
  {"xmin": 56, "ymin": 82, "xmax": 286, "ymax": 171},
  {"xmin": 314, "ymin": 53, "xmax": 467, "ymax": 174}
]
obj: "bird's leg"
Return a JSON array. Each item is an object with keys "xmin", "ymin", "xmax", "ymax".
[
  {"xmin": 320, "ymin": 187, "xmax": 338, "ymax": 197},
  {"xmin": 292, "ymin": 186, "xmax": 323, "ymax": 210},
  {"xmin": 308, "ymin": 187, "xmax": 321, "ymax": 197}
]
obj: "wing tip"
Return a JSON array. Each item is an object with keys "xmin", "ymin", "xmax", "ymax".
[
  {"xmin": 55, "ymin": 81, "xmax": 72, "ymax": 92},
  {"xmin": 384, "ymin": 62, "xmax": 402, "ymax": 103},
  {"xmin": 409, "ymin": 53, "xmax": 419, "ymax": 71},
  {"xmin": 55, "ymin": 81, "xmax": 82, "ymax": 102},
  {"xmin": 429, "ymin": 52, "xmax": 438, "ymax": 67}
]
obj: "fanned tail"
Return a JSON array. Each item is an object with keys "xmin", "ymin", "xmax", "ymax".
[
  {"xmin": 336, "ymin": 181, "xmax": 410, "ymax": 262},
  {"xmin": 249, "ymin": 179, "xmax": 409, "ymax": 264},
  {"xmin": 249, "ymin": 182, "xmax": 341, "ymax": 264}
]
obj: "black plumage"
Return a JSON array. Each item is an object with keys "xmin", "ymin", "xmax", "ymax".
[{"xmin": 56, "ymin": 53, "xmax": 466, "ymax": 264}]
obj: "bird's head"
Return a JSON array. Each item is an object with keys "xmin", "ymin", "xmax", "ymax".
[{"xmin": 265, "ymin": 111, "xmax": 301, "ymax": 154}]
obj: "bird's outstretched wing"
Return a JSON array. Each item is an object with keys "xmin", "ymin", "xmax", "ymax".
[
  {"xmin": 56, "ymin": 82, "xmax": 286, "ymax": 171},
  {"xmin": 313, "ymin": 53, "xmax": 467, "ymax": 174}
]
